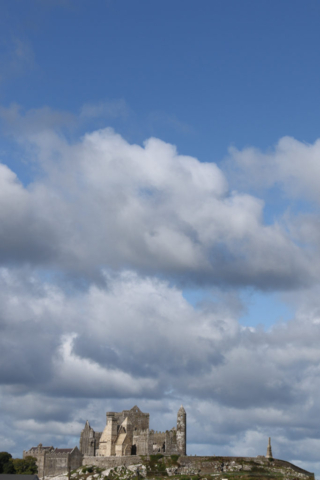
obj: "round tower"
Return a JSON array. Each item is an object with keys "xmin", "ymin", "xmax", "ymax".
[
  {"xmin": 177, "ymin": 405, "xmax": 187, "ymax": 455},
  {"xmin": 266, "ymin": 437, "xmax": 273, "ymax": 459}
]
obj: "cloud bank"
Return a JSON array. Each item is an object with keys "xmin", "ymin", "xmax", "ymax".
[
  {"xmin": 0, "ymin": 118, "xmax": 315, "ymax": 289},
  {"xmin": 1, "ymin": 111, "xmax": 320, "ymax": 475}
]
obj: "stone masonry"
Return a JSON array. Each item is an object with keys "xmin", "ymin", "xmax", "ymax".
[
  {"xmin": 24, "ymin": 406, "xmax": 313, "ymax": 480},
  {"xmin": 23, "ymin": 405, "xmax": 187, "ymax": 477},
  {"xmin": 23, "ymin": 444, "xmax": 82, "ymax": 478},
  {"xmin": 80, "ymin": 405, "xmax": 186, "ymax": 457}
]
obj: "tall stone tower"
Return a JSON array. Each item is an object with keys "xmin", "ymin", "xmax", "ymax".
[
  {"xmin": 99, "ymin": 412, "xmax": 118, "ymax": 456},
  {"xmin": 177, "ymin": 405, "xmax": 187, "ymax": 455},
  {"xmin": 266, "ymin": 437, "xmax": 273, "ymax": 459}
]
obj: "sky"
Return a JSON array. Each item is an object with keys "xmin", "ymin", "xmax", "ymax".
[{"xmin": 1, "ymin": 0, "xmax": 320, "ymax": 476}]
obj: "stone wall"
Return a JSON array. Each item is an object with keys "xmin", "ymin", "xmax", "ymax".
[
  {"xmin": 133, "ymin": 431, "xmax": 149, "ymax": 455},
  {"xmin": 82, "ymin": 455, "xmax": 143, "ymax": 469},
  {"xmin": 23, "ymin": 445, "xmax": 54, "ymax": 478},
  {"xmin": 24, "ymin": 446, "xmax": 82, "ymax": 478},
  {"xmin": 69, "ymin": 448, "xmax": 83, "ymax": 472},
  {"xmin": 164, "ymin": 430, "xmax": 179, "ymax": 455},
  {"xmin": 78, "ymin": 405, "xmax": 183, "ymax": 459},
  {"xmin": 111, "ymin": 406, "xmax": 149, "ymax": 433},
  {"xmin": 80, "ymin": 422, "xmax": 101, "ymax": 456},
  {"xmin": 31, "ymin": 452, "xmax": 315, "ymax": 479},
  {"xmin": 149, "ymin": 431, "xmax": 166, "ymax": 453},
  {"xmin": 44, "ymin": 451, "xmax": 69, "ymax": 477}
]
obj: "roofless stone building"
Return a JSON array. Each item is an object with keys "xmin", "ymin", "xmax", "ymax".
[
  {"xmin": 80, "ymin": 405, "xmax": 187, "ymax": 457},
  {"xmin": 23, "ymin": 405, "xmax": 186, "ymax": 477}
]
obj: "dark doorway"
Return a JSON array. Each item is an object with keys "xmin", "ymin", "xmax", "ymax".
[
  {"xmin": 131, "ymin": 444, "xmax": 137, "ymax": 455},
  {"xmin": 162, "ymin": 442, "xmax": 165, "ymax": 453}
]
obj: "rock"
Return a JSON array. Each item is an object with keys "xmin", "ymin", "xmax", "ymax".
[
  {"xmin": 101, "ymin": 469, "xmax": 113, "ymax": 476},
  {"xmin": 179, "ymin": 467, "xmax": 201, "ymax": 475},
  {"xmin": 127, "ymin": 465, "xmax": 147, "ymax": 477},
  {"xmin": 166, "ymin": 467, "xmax": 178, "ymax": 476}
]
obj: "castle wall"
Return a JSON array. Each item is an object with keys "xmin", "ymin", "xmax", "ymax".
[
  {"xmin": 80, "ymin": 421, "xmax": 103, "ymax": 456},
  {"xmin": 25, "ymin": 404, "xmax": 185, "ymax": 476},
  {"xmin": 24, "ymin": 446, "xmax": 82, "ymax": 478},
  {"xmin": 95, "ymin": 432, "xmax": 102, "ymax": 450},
  {"xmin": 111, "ymin": 407, "xmax": 149, "ymax": 433},
  {"xmin": 44, "ymin": 449, "xmax": 82, "ymax": 477},
  {"xmin": 82, "ymin": 455, "xmax": 143, "ymax": 469},
  {"xmin": 164, "ymin": 430, "xmax": 179, "ymax": 455},
  {"xmin": 44, "ymin": 452, "xmax": 69, "ymax": 477},
  {"xmin": 133, "ymin": 431, "xmax": 149, "ymax": 455},
  {"xmin": 37, "ymin": 454, "xmax": 46, "ymax": 479},
  {"xmin": 23, "ymin": 445, "xmax": 54, "ymax": 478},
  {"xmin": 149, "ymin": 432, "xmax": 166, "ymax": 453},
  {"xmin": 69, "ymin": 448, "xmax": 83, "ymax": 471}
]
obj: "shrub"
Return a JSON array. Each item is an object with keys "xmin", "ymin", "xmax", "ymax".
[
  {"xmin": 170, "ymin": 455, "xmax": 179, "ymax": 463},
  {"xmin": 12, "ymin": 456, "xmax": 38, "ymax": 475}
]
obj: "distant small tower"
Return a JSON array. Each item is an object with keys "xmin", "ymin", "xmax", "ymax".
[
  {"xmin": 177, "ymin": 405, "xmax": 187, "ymax": 455},
  {"xmin": 266, "ymin": 437, "xmax": 273, "ymax": 459}
]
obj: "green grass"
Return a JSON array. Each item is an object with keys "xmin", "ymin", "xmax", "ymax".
[{"xmin": 170, "ymin": 455, "xmax": 180, "ymax": 464}]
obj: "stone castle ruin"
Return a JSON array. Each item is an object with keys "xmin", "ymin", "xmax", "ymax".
[
  {"xmin": 23, "ymin": 405, "xmax": 186, "ymax": 477},
  {"xmin": 23, "ymin": 406, "xmax": 315, "ymax": 480},
  {"xmin": 80, "ymin": 405, "xmax": 187, "ymax": 457}
]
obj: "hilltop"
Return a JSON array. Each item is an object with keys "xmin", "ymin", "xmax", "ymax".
[{"xmin": 43, "ymin": 454, "xmax": 314, "ymax": 480}]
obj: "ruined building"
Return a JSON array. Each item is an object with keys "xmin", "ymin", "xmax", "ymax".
[
  {"xmin": 79, "ymin": 405, "xmax": 187, "ymax": 457},
  {"xmin": 24, "ymin": 405, "xmax": 186, "ymax": 477},
  {"xmin": 23, "ymin": 412, "xmax": 315, "ymax": 480}
]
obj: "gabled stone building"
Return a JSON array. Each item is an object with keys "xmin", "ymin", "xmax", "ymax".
[
  {"xmin": 79, "ymin": 405, "xmax": 187, "ymax": 457},
  {"xmin": 23, "ymin": 444, "xmax": 82, "ymax": 478}
]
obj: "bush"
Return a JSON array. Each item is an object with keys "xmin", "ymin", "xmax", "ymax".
[
  {"xmin": 170, "ymin": 455, "xmax": 179, "ymax": 463},
  {"xmin": 12, "ymin": 456, "xmax": 38, "ymax": 475},
  {"xmin": 150, "ymin": 454, "xmax": 164, "ymax": 461}
]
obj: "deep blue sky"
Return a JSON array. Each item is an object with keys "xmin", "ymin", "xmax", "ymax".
[{"xmin": 1, "ymin": 0, "xmax": 320, "ymax": 162}]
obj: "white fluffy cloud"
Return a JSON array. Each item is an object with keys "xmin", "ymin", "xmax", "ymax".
[
  {"xmin": 0, "ymin": 123, "xmax": 315, "ymax": 288},
  {"xmin": 227, "ymin": 136, "xmax": 320, "ymax": 203}
]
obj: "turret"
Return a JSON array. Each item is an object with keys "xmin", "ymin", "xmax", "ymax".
[
  {"xmin": 177, "ymin": 405, "xmax": 186, "ymax": 455},
  {"xmin": 266, "ymin": 437, "xmax": 273, "ymax": 459}
]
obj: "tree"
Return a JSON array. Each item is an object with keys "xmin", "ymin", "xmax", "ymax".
[
  {"xmin": 0, "ymin": 452, "xmax": 13, "ymax": 474},
  {"xmin": 3, "ymin": 461, "xmax": 16, "ymax": 474},
  {"xmin": 12, "ymin": 456, "xmax": 38, "ymax": 475}
]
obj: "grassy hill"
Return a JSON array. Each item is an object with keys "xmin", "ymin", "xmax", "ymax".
[{"xmin": 54, "ymin": 455, "xmax": 314, "ymax": 480}]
